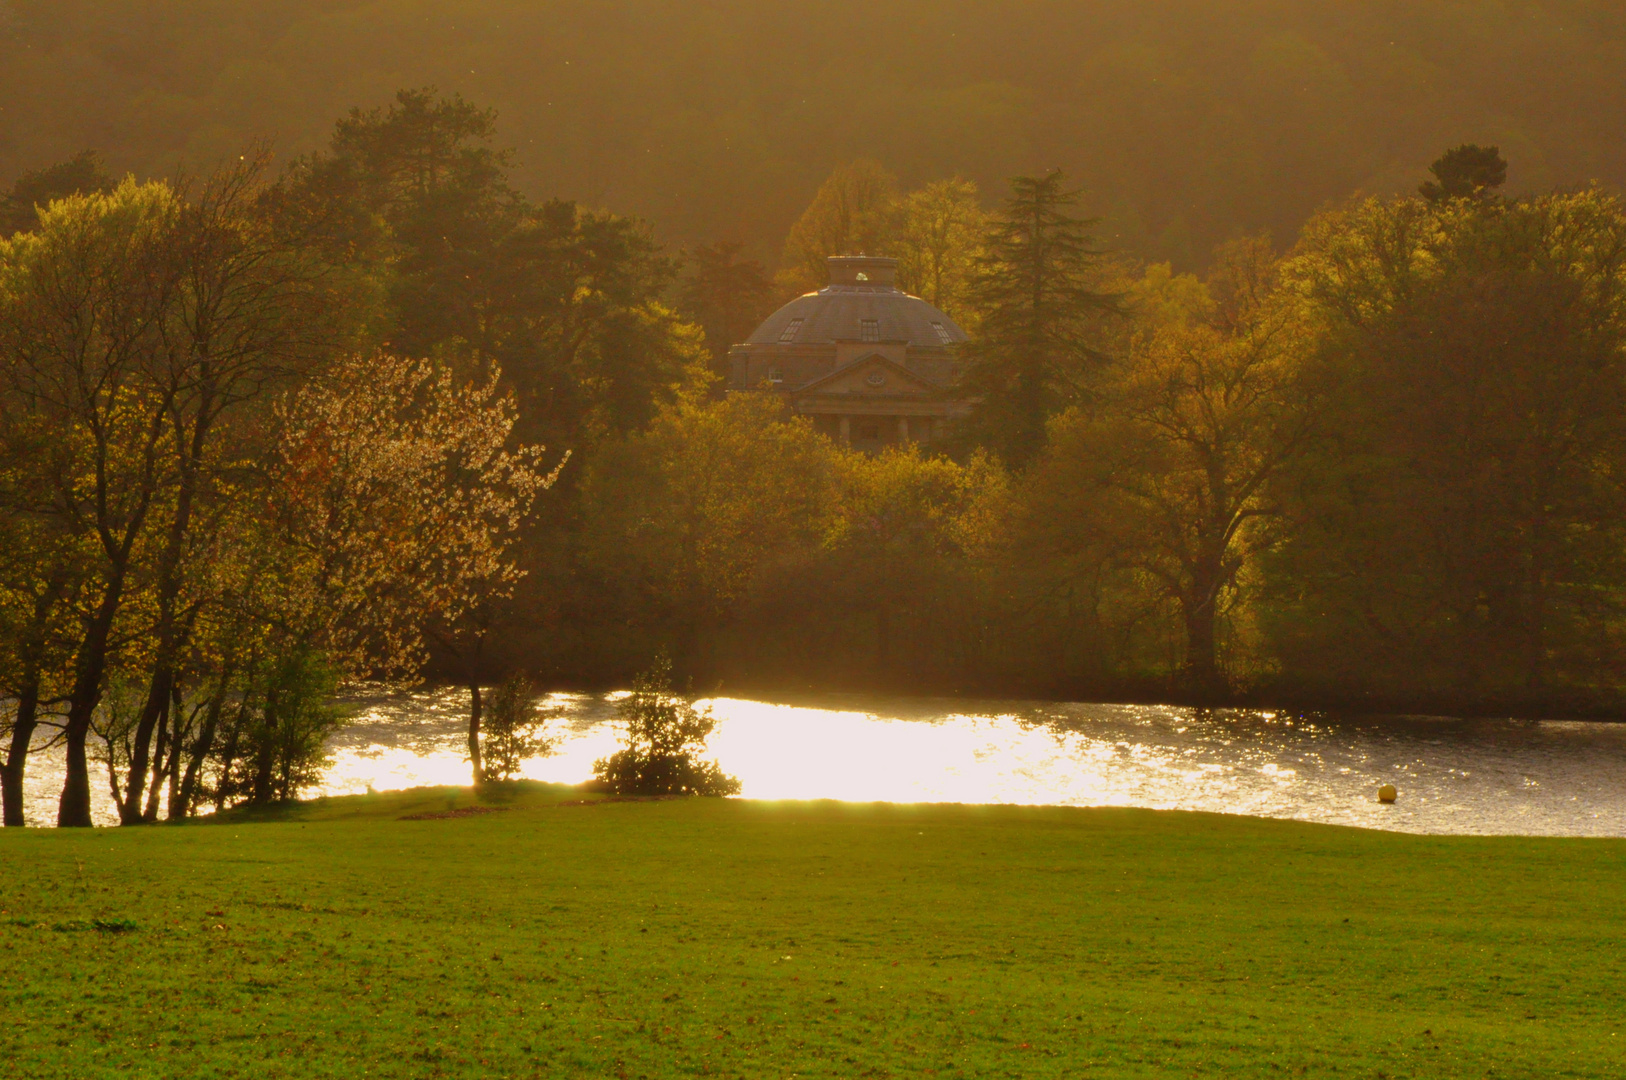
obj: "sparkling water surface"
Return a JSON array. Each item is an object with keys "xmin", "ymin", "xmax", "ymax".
[{"xmin": 18, "ymin": 690, "xmax": 1626, "ymax": 835}]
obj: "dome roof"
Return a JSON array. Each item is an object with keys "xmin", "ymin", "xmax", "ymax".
[{"xmin": 744, "ymin": 256, "xmax": 969, "ymax": 348}]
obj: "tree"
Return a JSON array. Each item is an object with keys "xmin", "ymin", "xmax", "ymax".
[
  {"xmin": 816, "ymin": 448, "xmax": 1006, "ymax": 675},
  {"xmin": 288, "ymin": 90, "xmax": 699, "ymax": 456},
  {"xmin": 0, "ymin": 151, "xmax": 114, "ymax": 236},
  {"xmin": 956, "ymin": 171, "xmax": 1120, "ymax": 469},
  {"xmin": 0, "ymin": 179, "xmax": 185, "ymax": 826},
  {"xmin": 1265, "ymin": 188, "xmax": 1626, "ymax": 703},
  {"xmin": 677, "ymin": 241, "xmax": 777, "ymax": 377},
  {"xmin": 271, "ymin": 351, "xmax": 562, "ymax": 786},
  {"xmin": 891, "ymin": 178, "xmax": 988, "ymax": 325},
  {"xmin": 478, "ymin": 673, "xmax": 553, "ymax": 782},
  {"xmin": 284, "ymin": 89, "xmax": 698, "ymax": 770},
  {"xmin": 578, "ymin": 390, "xmax": 840, "ymax": 665},
  {"xmin": 0, "ymin": 151, "xmax": 371, "ymax": 826},
  {"xmin": 283, "ymin": 88, "xmax": 515, "ymax": 345},
  {"xmin": 0, "ymin": 486, "xmax": 84, "ymax": 825},
  {"xmin": 1021, "ymin": 239, "xmax": 1315, "ymax": 695},
  {"xmin": 114, "ymin": 155, "xmax": 349, "ymax": 825},
  {"xmin": 201, "ymin": 649, "xmax": 346, "ymax": 807},
  {"xmin": 485, "ymin": 198, "xmax": 699, "ymax": 450},
  {"xmin": 777, "ymin": 159, "xmax": 898, "ymax": 295},
  {"xmin": 593, "ymin": 654, "xmax": 738, "ymax": 796},
  {"xmin": 1419, "ymin": 144, "xmax": 1507, "ymax": 204}
]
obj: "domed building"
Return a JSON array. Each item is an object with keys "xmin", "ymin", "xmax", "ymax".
[{"xmin": 728, "ymin": 255, "xmax": 970, "ymax": 451}]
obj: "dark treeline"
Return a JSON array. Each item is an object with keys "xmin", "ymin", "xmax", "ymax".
[
  {"xmin": 3, "ymin": 1, "xmax": 1626, "ymax": 267},
  {"xmin": 4, "ymin": 85, "xmax": 1626, "ymax": 828}
]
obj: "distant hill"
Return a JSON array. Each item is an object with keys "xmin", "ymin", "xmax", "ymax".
[{"xmin": 3, "ymin": 0, "xmax": 1624, "ymax": 266}]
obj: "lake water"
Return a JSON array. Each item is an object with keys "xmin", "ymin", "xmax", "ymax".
[{"xmin": 15, "ymin": 690, "xmax": 1626, "ymax": 835}]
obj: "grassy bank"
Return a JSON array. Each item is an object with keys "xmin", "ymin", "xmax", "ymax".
[{"xmin": 2, "ymin": 786, "xmax": 1622, "ymax": 1078}]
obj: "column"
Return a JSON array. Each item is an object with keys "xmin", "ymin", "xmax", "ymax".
[
  {"xmin": 897, "ymin": 416, "xmax": 910, "ymax": 443},
  {"xmin": 839, "ymin": 416, "xmax": 851, "ymax": 445}
]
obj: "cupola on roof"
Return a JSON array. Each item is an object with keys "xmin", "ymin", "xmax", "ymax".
[{"xmin": 744, "ymin": 256, "xmax": 969, "ymax": 348}]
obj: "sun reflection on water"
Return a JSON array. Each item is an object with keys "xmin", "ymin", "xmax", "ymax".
[{"xmin": 17, "ymin": 689, "xmax": 1626, "ymax": 834}]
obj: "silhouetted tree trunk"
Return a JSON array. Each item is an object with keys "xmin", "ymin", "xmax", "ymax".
[
  {"xmin": 175, "ymin": 672, "xmax": 231, "ymax": 819},
  {"xmin": 121, "ymin": 671, "xmax": 172, "ymax": 825},
  {"xmin": 59, "ymin": 568, "xmax": 139, "ymax": 827},
  {"xmin": 2, "ymin": 682, "xmax": 41, "ymax": 827},
  {"xmin": 1181, "ymin": 579, "xmax": 1221, "ymax": 699},
  {"xmin": 467, "ymin": 683, "xmax": 484, "ymax": 786},
  {"xmin": 2, "ymin": 576, "xmax": 66, "ymax": 827}
]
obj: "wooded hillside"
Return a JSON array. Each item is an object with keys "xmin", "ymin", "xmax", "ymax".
[{"xmin": 3, "ymin": 0, "xmax": 1624, "ymax": 266}]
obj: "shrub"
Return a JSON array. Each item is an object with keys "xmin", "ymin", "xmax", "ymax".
[
  {"xmin": 481, "ymin": 674, "xmax": 554, "ymax": 782},
  {"xmin": 210, "ymin": 649, "xmax": 346, "ymax": 806},
  {"xmin": 593, "ymin": 655, "xmax": 740, "ymax": 796}
]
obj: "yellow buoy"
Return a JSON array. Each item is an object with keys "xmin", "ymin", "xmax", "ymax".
[{"xmin": 1378, "ymin": 784, "xmax": 1398, "ymax": 804}]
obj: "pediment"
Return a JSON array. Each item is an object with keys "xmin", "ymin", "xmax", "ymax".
[{"xmin": 795, "ymin": 354, "xmax": 940, "ymax": 398}]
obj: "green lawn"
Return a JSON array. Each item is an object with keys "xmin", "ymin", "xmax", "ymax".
[{"xmin": 2, "ymin": 786, "xmax": 1622, "ymax": 1079}]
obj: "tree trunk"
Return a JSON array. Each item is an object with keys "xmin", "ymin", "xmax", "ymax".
[
  {"xmin": 142, "ymin": 684, "xmax": 181, "ymax": 821},
  {"xmin": 1183, "ymin": 600, "xmax": 1219, "ymax": 699},
  {"xmin": 120, "ymin": 666, "xmax": 174, "ymax": 824},
  {"xmin": 4, "ymin": 578, "xmax": 67, "ymax": 827},
  {"xmin": 247, "ymin": 679, "xmax": 282, "ymax": 806},
  {"xmin": 58, "ymin": 579, "xmax": 126, "ymax": 828},
  {"xmin": 1181, "ymin": 559, "xmax": 1224, "ymax": 701},
  {"xmin": 176, "ymin": 673, "xmax": 231, "ymax": 819},
  {"xmin": 467, "ymin": 683, "xmax": 484, "ymax": 787},
  {"xmin": 122, "ymin": 398, "xmax": 212, "ymax": 821},
  {"xmin": 58, "ymin": 718, "xmax": 95, "ymax": 828},
  {"xmin": 213, "ymin": 716, "xmax": 242, "ymax": 813},
  {"xmin": 1523, "ymin": 516, "xmax": 1551, "ymax": 694},
  {"xmin": 2, "ymin": 683, "xmax": 41, "ymax": 827}
]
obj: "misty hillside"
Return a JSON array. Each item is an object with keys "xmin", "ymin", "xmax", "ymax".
[{"xmin": 2, "ymin": 0, "xmax": 1624, "ymax": 264}]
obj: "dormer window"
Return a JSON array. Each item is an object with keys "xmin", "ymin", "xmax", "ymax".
[
  {"xmin": 778, "ymin": 318, "xmax": 803, "ymax": 343},
  {"xmin": 932, "ymin": 321, "xmax": 954, "ymax": 345},
  {"xmin": 860, "ymin": 318, "xmax": 880, "ymax": 343}
]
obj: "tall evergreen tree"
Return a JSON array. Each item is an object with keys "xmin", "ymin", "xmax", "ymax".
[{"xmin": 956, "ymin": 171, "xmax": 1118, "ymax": 468}]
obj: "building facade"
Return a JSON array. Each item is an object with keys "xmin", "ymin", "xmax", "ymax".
[{"xmin": 727, "ymin": 255, "xmax": 970, "ymax": 451}]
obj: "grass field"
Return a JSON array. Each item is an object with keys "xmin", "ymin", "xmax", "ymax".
[{"xmin": 1, "ymin": 785, "xmax": 1622, "ymax": 1079}]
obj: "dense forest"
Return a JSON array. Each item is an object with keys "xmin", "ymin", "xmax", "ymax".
[
  {"xmin": 6, "ymin": 6, "xmax": 1626, "ymax": 826},
  {"xmin": 3, "ymin": 1, "xmax": 1626, "ymax": 266}
]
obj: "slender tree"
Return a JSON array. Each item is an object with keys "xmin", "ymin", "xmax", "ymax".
[
  {"xmin": 0, "ymin": 179, "xmax": 183, "ymax": 826},
  {"xmin": 110, "ymin": 154, "xmax": 347, "ymax": 824}
]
